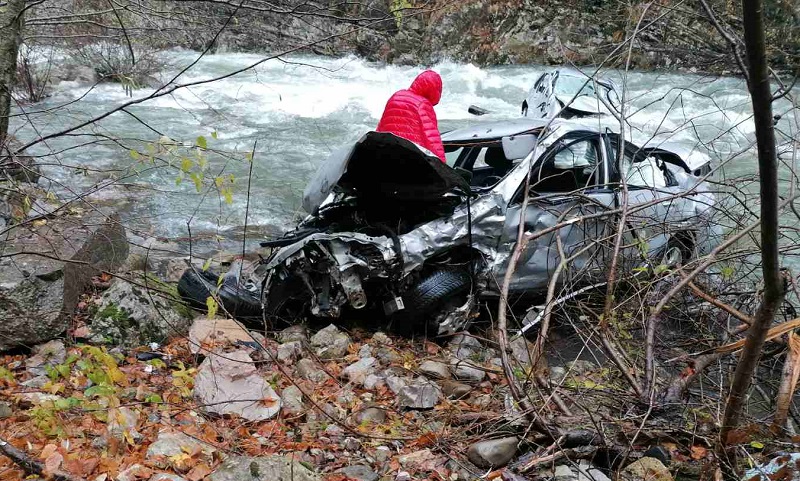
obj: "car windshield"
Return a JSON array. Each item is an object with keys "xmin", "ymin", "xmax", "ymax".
[{"xmin": 555, "ymin": 75, "xmax": 599, "ymax": 99}]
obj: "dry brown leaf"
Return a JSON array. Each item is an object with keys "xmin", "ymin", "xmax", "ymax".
[
  {"xmin": 44, "ymin": 451, "xmax": 64, "ymax": 473},
  {"xmin": 186, "ymin": 462, "xmax": 213, "ymax": 481},
  {"xmin": 690, "ymin": 445, "xmax": 708, "ymax": 460},
  {"xmin": 39, "ymin": 443, "xmax": 58, "ymax": 460}
]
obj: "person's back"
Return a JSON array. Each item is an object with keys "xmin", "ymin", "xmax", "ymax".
[{"xmin": 376, "ymin": 70, "xmax": 445, "ymax": 162}]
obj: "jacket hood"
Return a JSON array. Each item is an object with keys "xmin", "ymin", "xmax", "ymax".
[{"xmin": 409, "ymin": 70, "xmax": 442, "ymax": 106}]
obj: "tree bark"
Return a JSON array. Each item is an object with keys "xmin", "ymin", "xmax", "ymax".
[
  {"xmin": 720, "ymin": 0, "xmax": 784, "ymax": 451},
  {"xmin": 0, "ymin": 0, "xmax": 25, "ymax": 148}
]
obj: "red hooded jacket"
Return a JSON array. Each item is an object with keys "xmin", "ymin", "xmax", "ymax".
[{"xmin": 376, "ymin": 70, "xmax": 446, "ymax": 162}]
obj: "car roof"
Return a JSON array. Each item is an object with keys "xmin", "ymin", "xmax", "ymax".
[{"xmin": 441, "ymin": 117, "xmax": 621, "ymax": 143}]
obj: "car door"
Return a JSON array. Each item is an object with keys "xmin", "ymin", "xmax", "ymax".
[
  {"xmin": 607, "ymin": 135, "xmax": 689, "ymax": 266},
  {"xmin": 498, "ymin": 132, "xmax": 615, "ymax": 292}
]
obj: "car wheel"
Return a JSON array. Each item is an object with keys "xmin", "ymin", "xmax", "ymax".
[
  {"xmin": 662, "ymin": 234, "xmax": 694, "ymax": 268},
  {"xmin": 397, "ymin": 268, "xmax": 473, "ymax": 336},
  {"xmin": 177, "ymin": 268, "xmax": 262, "ymax": 322}
]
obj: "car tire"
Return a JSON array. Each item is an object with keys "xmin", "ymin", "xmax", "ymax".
[
  {"xmin": 398, "ymin": 268, "xmax": 472, "ymax": 335},
  {"xmin": 662, "ymin": 234, "xmax": 694, "ymax": 268},
  {"xmin": 177, "ymin": 268, "xmax": 262, "ymax": 321}
]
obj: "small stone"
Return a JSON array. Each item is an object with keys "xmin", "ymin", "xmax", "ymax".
[
  {"xmin": 150, "ymin": 474, "xmax": 187, "ymax": 481},
  {"xmin": 108, "ymin": 407, "xmax": 141, "ymax": 442},
  {"xmin": 25, "ymin": 340, "xmax": 67, "ymax": 377},
  {"xmin": 277, "ymin": 341, "xmax": 303, "ymax": 364},
  {"xmin": 207, "ymin": 454, "xmax": 320, "ymax": 481},
  {"xmin": 450, "ymin": 359, "xmax": 486, "ymax": 382},
  {"xmin": 376, "ymin": 347, "xmax": 402, "ymax": 364},
  {"xmin": 91, "ymin": 436, "xmax": 109, "ymax": 449},
  {"xmin": 117, "ymin": 464, "xmax": 151, "ymax": 481},
  {"xmin": 550, "ymin": 366, "xmax": 567, "ymax": 383},
  {"xmin": 620, "ymin": 457, "xmax": 672, "ymax": 481},
  {"xmin": 396, "ymin": 472, "xmax": 411, "ymax": 481},
  {"xmin": 146, "ymin": 431, "xmax": 216, "ymax": 469},
  {"xmin": 446, "ymin": 334, "xmax": 482, "ymax": 360},
  {"xmin": 419, "ymin": 360, "xmax": 450, "ymax": 379},
  {"xmin": 21, "ymin": 375, "xmax": 49, "ymax": 388},
  {"xmin": 372, "ymin": 332, "xmax": 392, "ymax": 345},
  {"xmin": 386, "ymin": 376, "xmax": 409, "ymax": 395},
  {"xmin": 440, "ymin": 380, "xmax": 471, "ymax": 399},
  {"xmin": 342, "ymin": 357, "xmax": 377, "ymax": 385},
  {"xmin": 188, "ymin": 317, "xmax": 254, "ymax": 355},
  {"xmin": 325, "ymin": 424, "xmax": 345, "ymax": 438},
  {"xmin": 375, "ymin": 445, "xmax": 392, "ymax": 462},
  {"xmin": 0, "ymin": 402, "xmax": 12, "ymax": 419},
  {"xmin": 336, "ymin": 465, "xmax": 378, "ymax": 481},
  {"xmin": 359, "ymin": 344, "xmax": 373, "ymax": 358},
  {"xmin": 554, "ymin": 465, "xmax": 574, "ymax": 480},
  {"xmin": 342, "ymin": 437, "xmax": 361, "ymax": 451},
  {"xmin": 282, "ymin": 385, "xmax": 304, "ymax": 415},
  {"xmin": 364, "ymin": 374, "xmax": 386, "ymax": 390},
  {"xmin": 295, "ymin": 359, "xmax": 327, "ymax": 383},
  {"xmin": 310, "ymin": 324, "xmax": 351, "ymax": 360},
  {"xmin": 466, "ymin": 437, "xmax": 519, "ymax": 468},
  {"xmin": 278, "ymin": 325, "xmax": 307, "ymax": 343},
  {"xmin": 353, "ymin": 406, "xmax": 387, "ymax": 425},
  {"xmin": 398, "ymin": 379, "xmax": 442, "ymax": 409}
]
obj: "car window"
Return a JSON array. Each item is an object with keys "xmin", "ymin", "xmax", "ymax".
[
  {"xmin": 623, "ymin": 156, "xmax": 667, "ymax": 188},
  {"xmin": 531, "ymin": 138, "xmax": 601, "ymax": 193},
  {"xmin": 444, "ymin": 146, "xmax": 464, "ymax": 167}
]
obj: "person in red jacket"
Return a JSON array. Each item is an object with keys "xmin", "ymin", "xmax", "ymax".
[{"xmin": 376, "ymin": 70, "xmax": 446, "ymax": 162}]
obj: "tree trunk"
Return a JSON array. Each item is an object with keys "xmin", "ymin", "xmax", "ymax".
[
  {"xmin": 720, "ymin": 0, "xmax": 784, "ymax": 455},
  {"xmin": 0, "ymin": 0, "xmax": 25, "ymax": 149}
]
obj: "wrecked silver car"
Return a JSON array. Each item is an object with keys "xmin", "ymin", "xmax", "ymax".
[{"xmin": 178, "ymin": 118, "xmax": 719, "ymax": 335}]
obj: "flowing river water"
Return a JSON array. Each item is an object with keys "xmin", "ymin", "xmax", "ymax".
[{"xmin": 8, "ymin": 49, "xmax": 799, "ymax": 261}]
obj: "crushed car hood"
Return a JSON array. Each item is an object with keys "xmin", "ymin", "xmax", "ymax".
[{"xmin": 302, "ymin": 131, "xmax": 470, "ymax": 214}]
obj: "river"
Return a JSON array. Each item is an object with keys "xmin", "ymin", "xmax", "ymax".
[{"xmin": 8, "ymin": 49, "xmax": 798, "ymax": 258}]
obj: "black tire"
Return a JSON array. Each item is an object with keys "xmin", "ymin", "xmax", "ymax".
[
  {"xmin": 397, "ymin": 268, "xmax": 472, "ymax": 335},
  {"xmin": 662, "ymin": 233, "xmax": 694, "ymax": 268},
  {"xmin": 177, "ymin": 268, "xmax": 262, "ymax": 321}
]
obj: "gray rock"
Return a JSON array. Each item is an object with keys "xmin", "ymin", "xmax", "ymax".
[
  {"xmin": 278, "ymin": 325, "xmax": 307, "ymax": 343},
  {"xmin": 310, "ymin": 324, "xmax": 351, "ymax": 359},
  {"xmin": 386, "ymin": 375, "xmax": 409, "ymax": 395},
  {"xmin": 150, "ymin": 474, "xmax": 187, "ymax": 481},
  {"xmin": 353, "ymin": 406, "xmax": 387, "ymax": 425},
  {"xmin": 193, "ymin": 350, "xmax": 282, "ymax": 421},
  {"xmin": 117, "ymin": 464, "xmax": 149, "ymax": 481},
  {"xmin": 359, "ymin": 344, "xmax": 373, "ymax": 358},
  {"xmin": 21, "ymin": 375, "xmax": 50, "ymax": 388},
  {"xmin": 620, "ymin": 457, "xmax": 672, "ymax": 481},
  {"xmin": 396, "ymin": 472, "xmax": 411, "ymax": 481},
  {"xmin": 336, "ymin": 465, "xmax": 378, "ymax": 481},
  {"xmin": 372, "ymin": 332, "xmax": 392, "ymax": 345},
  {"xmin": 446, "ymin": 334, "xmax": 483, "ymax": 361},
  {"xmin": 450, "ymin": 359, "xmax": 486, "ymax": 382},
  {"xmin": 743, "ymin": 453, "xmax": 800, "ymax": 481},
  {"xmin": 25, "ymin": 340, "xmax": 66, "ymax": 377},
  {"xmin": 440, "ymin": 380, "xmax": 472, "ymax": 399},
  {"xmin": 376, "ymin": 347, "xmax": 402, "ymax": 364},
  {"xmin": 295, "ymin": 359, "xmax": 327, "ymax": 383},
  {"xmin": 107, "ymin": 407, "xmax": 141, "ymax": 442},
  {"xmin": 342, "ymin": 357, "xmax": 377, "ymax": 385},
  {"xmin": 0, "ymin": 402, "xmax": 12, "ymax": 419},
  {"xmin": 419, "ymin": 360, "xmax": 450, "ymax": 379},
  {"xmin": 277, "ymin": 341, "xmax": 303, "ymax": 364},
  {"xmin": 91, "ymin": 279, "xmax": 189, "ymax": 347},
  {"xmin": 342, "ymin": 437, "xmax": 361, "ymax": 451},
  {"xmin": 364, "ymin": 374, "xmax": 386, "ymax": 390},
  {"xmin": 509, "ymin": 337, "xmax": 537, "ymax": 367},
  {"xmin": 554, "ymin": 461, "xmax": 611, "ymax": 481},
  {"xmin": 208, "ymin": 455, "xmax": 320, "ymax": 481},
  {"xmin": 188, "ymin": 317, "xmax": 253, "ymax": 355},
  {"xmin": 146, "ymin": 431, "xmax": 216, "ymax": 468},
  {"xmin": 398, "ymin": 379, "xmax": 442, "ymax": 409},
  {"xmin": 281, "ymin": 385, "xmax": 304, "ymax": 415},
  {"xmin": 0, "ymin": 211, "xmax": 128, "ymax": 351},
  {"xmin": 375, "ymin": 445, "xmax": 392, "ymax": 462},
  {"xmin": 466, "ymin": 437, "xmax": 519, "ymax": 468}
]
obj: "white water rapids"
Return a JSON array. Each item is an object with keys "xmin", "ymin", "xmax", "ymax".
[{"xmin": 8, "ymin": 49, "xmax": 798, "ymax": 255}]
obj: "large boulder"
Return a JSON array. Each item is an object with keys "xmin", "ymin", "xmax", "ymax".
[
  {"xmin": 90, "ymin": 278, "xmax": 190, "ymax": 347},
  {"xmin": 0, "ymin": 211, "xmax": 128, "ymax": 351},
  {"xmin": 193, "ymin": 350, "xmax": 282, "ymax": 421}
]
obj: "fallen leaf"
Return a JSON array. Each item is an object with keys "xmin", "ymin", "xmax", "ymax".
[
  {"xmin": 690, "ymin": 445, "xmax": 708, "ymax": 460},
  {"xmin": 40, "ymin": 444, "xmax": 58, "ymax": 460},
  {"xmin": 63, "ymin": 457, "xmax": 100, "ymax": 477},
  {"xmin": 44, "ymin": 451, "xmax": 64, "ymax": 473},
  {"xmin": 186, "ymin": 463, "xmax": 213, "ymax": 481}
]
